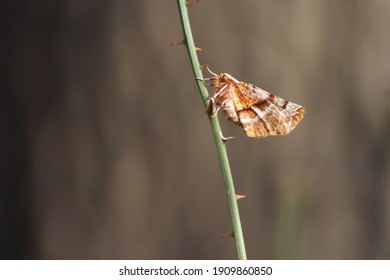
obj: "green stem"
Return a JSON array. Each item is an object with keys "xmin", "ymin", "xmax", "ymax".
[{"xmin": 176, "ymin": 0, "xmax": 247, "ymax": 260}]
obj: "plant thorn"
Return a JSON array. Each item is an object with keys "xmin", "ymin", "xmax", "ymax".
[
  {"xmin": 236, "ymin": 194, "xmax": 247, "ymax": 200},
  {"xmin": 170, "ymin": 40, "xmax": 184, "ymax": 47},
  {"xmin": 186, "ymin": 0, "xmax": 200, "ymax": 7},
  {"xmin": 221, "ymin": 231, "xmax": 235, "ymax": 239}
]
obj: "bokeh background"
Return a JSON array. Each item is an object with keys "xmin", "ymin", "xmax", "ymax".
[{"xmin": 1, "ymin": 0, "xmax": 390, "ymax": 259}]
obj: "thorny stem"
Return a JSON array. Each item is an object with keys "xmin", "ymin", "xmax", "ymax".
[{"xmin": 176, "ymin": 0, "xmax": 247, "ymax": 260}]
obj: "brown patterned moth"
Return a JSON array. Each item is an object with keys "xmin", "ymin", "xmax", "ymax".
[{"xmin": 198, "ymin": 66, "xmax": 307, "ymax": 138}]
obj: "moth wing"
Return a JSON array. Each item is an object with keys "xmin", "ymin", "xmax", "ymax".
[
  {"xmin": 237, "ymin": 82, "xmax": 306, "ymax": 137},
  {"xmin": 237, "ymin": 109, "xmax": 269, "ymax": 138}
]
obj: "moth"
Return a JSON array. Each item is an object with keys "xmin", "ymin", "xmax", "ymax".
[{"xmin": 198, "ymin": 66, "xmax": 307, "ymax": 138}]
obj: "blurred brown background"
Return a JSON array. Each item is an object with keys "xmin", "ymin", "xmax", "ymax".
[{"xmin": 1, "ymin": 0, "xmax": 389, "ymax": 259}]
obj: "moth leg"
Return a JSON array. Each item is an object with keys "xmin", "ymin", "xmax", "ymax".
[
  {"xmin": 212, "ymin": 84, "xmax": 228, "ymax": 100},
  {"xmin": 196, "ymin": 77, "xmax": 214, "ymax": 81},
  {"xmin": 220, "ymin": 131, "xmax": 235, "ymax": 142},
  {"xmin": 196, "ymin": 77, "xmax": 214, "ymax": 86},
  {"xmin": 205, "ymin": 96, "xmax": 228, "ymax": 118},
  {"xmin": 205, "ymin": 96, "xmax": 219, "ymax": 117},
  {"xmin": 195, "ymin": 77, "xmax": 213, "ymax": 86}
]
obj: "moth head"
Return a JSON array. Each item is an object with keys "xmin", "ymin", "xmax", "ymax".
[{"xmin": 212, "ymin": 73, "xmax": 230, "ymax": 92}]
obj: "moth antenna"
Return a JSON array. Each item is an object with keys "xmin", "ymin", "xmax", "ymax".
[
  {"xmin": 201, "ymin": 64, "xmax": 218, "ymax": 77},
  {"xmin": 206, "ymin": 66, "xmax": 218, "ymax": 77}
]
